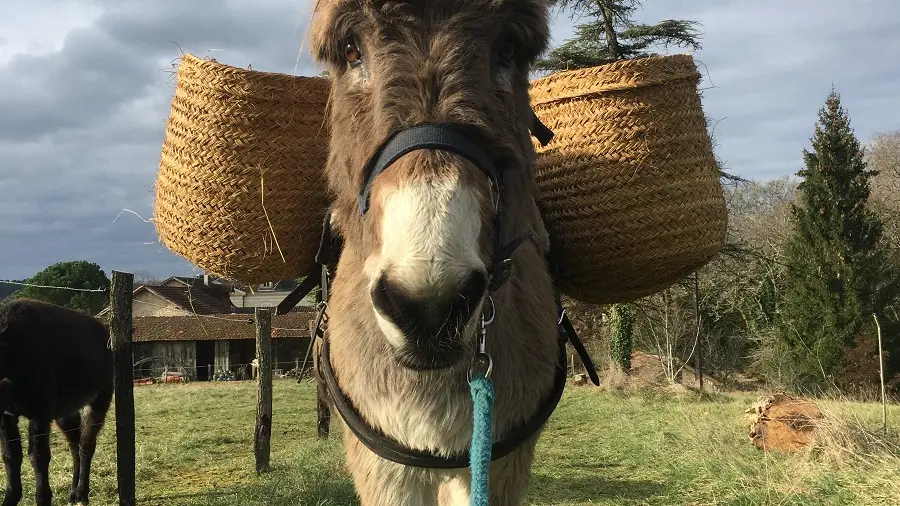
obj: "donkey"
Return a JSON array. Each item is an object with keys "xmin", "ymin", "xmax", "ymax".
[
  {"xmin": 308, "ymin": 1, "xmax": 573, "ymax": 504},
  {"xmin": 0, "ymin": 298, "xmax": 114, "ymax": 506}
]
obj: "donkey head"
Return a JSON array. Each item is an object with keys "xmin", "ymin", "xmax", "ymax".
[{"xmin": 311, "ymin": 0, "xmax": 551, "ymax": 370}]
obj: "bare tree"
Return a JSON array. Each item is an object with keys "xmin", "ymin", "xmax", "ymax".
[
  {"xmin": 867, "ymin": 130, "xmax": 900, "ymax": 249},
  {"xmin": 132, "ymin": 269, "xmax": 162, "ymax": 288}
]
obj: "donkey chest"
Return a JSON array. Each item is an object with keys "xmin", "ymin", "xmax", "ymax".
[{"xmin": 354, "ymin": 380, "xmax": 475, "ymax": 454}]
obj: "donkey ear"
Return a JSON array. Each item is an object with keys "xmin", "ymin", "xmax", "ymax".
[{"xmin": 309, "ymin": 0, "xmax": 342, "ymax": 65}]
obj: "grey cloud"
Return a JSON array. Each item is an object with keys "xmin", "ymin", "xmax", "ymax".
[
  {"xmin": 611, "ymin": 0, "xmax": 900, "ymax": 182},
  {"xmin": 0, "ymin": 0, "xmax": 319, "ymax": 143},
  {"xmin": 97, "ymin": 0, "xmax": 320, "ymax": 76},
  {"xmin": 0, "ymin": 0, "xmax": 321, "ymax": 280},
  {"xmin": 0, "ymin": 29, "xmax": 155, "ymax": 141}
]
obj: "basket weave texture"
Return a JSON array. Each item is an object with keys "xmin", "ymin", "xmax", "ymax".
[
  {"xmin": 154, "ymin": 53, "xmax": 331, "ymax": 284},
  {"xmin": 530, "ymin": 54, "xmax": 727, "ymax": 304}
]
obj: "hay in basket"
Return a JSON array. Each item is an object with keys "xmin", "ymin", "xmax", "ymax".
[
  {"xmin": 153, "ymin": 53, "xmax": 331, "ymax": 284},
  {"xmin": 530, "ymin": 54, "xmax": 727, "ymax": 304}
]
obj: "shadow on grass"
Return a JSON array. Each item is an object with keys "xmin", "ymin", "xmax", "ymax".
[
  {"xmin": 137, "ymin": 471, "xmax": 360, "ymax": 506},
  {"xmin": 527, "ymin": 471, "xmax": 666, "ymax": 504}
]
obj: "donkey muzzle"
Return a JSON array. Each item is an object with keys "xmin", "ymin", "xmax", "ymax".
[{"xmin": 372, "ymin": 269, "xmax": 487, "ymax": 369}]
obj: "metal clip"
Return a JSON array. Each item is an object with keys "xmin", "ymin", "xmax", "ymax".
[
  {"xmin": 311, "ymin": 301, "xmax": 329, "ymax": 340},
  {"xmin": 468, "ymin": 297, "xmax": 495, "ymax": 381}
]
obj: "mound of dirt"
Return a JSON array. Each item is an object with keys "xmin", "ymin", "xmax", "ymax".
[{"xmin": 745, "ymin": 393, "xmax": 823, "ymax": 452}]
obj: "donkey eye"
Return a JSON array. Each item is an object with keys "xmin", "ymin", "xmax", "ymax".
[
  {"xmin": 497, "ymin": 40, "xmax": 517, "ymax": 66},
  {"xmin": 344, "ymin": 40, "xmax": 363, "ymax": 67}
]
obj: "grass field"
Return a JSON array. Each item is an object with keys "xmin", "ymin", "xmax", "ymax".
[{"xmin": 5, "ymin": 380, "xmax": 900, "ymax": 505}]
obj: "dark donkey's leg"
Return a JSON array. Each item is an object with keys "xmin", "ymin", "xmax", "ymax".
[
  {"xmin": 56, "ymin": 411, "xmax": 83, "ymax": 504},
  {"xmin": 0, "ymin": 414, "xmax": 23, "ymax": 506},
  {"xmin": 73, "ymin": 386, "xmax": 113, "ymax": 505},
  {"xmin": 27, "ymin": 418, "xmax": 52, "ymax": 506}
]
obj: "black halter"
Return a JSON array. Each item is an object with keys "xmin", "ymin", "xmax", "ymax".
[{"xmin": 277, "ymin": 110, "xmax": 599, "ymax": 470}]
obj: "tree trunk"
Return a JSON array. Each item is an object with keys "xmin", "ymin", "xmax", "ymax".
[{"xmin": 600, "ymin": 2, "xmax": 620, "ymax": 60}]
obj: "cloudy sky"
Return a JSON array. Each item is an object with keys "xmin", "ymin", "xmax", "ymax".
[{"xmin": 1, "ymin": 0, "xmax": 898, "ymax": 282}]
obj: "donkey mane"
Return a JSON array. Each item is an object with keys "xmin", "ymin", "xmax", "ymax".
[{"xmin": 309, "ymin": 1, "xmax": 567, "ymax": 504}]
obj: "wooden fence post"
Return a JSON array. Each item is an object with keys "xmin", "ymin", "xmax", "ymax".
[
  {"xmin": 874, "ymin": 313, "xmax": 887, "ymax": 435},
  {"xmin": 110, "ymin": 270, "xmax": 136, "ymax": 506},
  {"xmin": 693, "ymin": 271, "xmax": 703, "ymax": 390},
  {"xmin": 254, "ymin": 307, "xmax": 273, "ymax": 474}
]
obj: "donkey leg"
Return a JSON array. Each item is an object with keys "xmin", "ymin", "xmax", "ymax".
[
  {"xmin": 484, "ymin": 440, "xmax": 539, "ymax": 506},
  {"xmin": 27, "ymin": 419, "xmax": 53, "ymax": 506},
  {"xmin": 74, "ymin": 387, "xmax": 113, "ymax": 505},
  {"xmin": 437, "ymin": 473, "xmax": 470, "ymax": 506},
  {"xmin": 437, "ymin": 437, "xmax": 538, "ymax": 506},
  {"xmin": 56, "ymin": 412, "xmax": 83, "ymax": 504},
  {"xmin": 344, "ymin": 434, "xmax": 439, "ymax": 506},
  {"xmin": 0, "ymin": 414, "xmax": 23, "ymax": 506}
]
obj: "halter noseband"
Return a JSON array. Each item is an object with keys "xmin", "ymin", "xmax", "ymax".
[{"xmin": 355, "ymin": 114, "xmax": 552, "ymax": 283}]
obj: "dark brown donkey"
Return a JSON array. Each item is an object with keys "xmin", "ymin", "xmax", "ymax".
[
  {"xmin": 0, "ymin": 299, "xmax": 114, "ymax": 506},
  {"xmin": 308, "ymin": 1, "xmax": 573, "ymax": 504}
]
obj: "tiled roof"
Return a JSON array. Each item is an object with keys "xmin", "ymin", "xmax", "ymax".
[
  {"xmin": 132, "ymin": 309, "xmax": 316, "ymax": 342},
  {"xmin": 143, "ymin": 285, "xmax": 235, "ymax": 315}
]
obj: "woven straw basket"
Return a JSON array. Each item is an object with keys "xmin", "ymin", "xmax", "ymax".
[
  {"xmin": 530, "ymin": 54, "xmax": 727, "ymax": 304},
  {"xmin": 154, "ymin": 53, "xmax": 331, "ymax": 284}
]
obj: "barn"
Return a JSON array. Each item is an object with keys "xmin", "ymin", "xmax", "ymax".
[
  {"xmin": 96, "ymin": 274, "xmax": 318, "ymax": 382},
  {"xmin": 131, "ymin": 309, "xmax": 316, "ymax": 381}
]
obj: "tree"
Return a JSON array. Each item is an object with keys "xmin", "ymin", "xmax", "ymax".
[
  {"xmin": 777, "ymin": 89, "xmax": 890, "ymax": 392},
  {"xmin": 609, "ymin": 303, "xmax": 635, "ymax": 373},
  {"xmin": 133, "ymin": 269, "xmax": 162, "ymax": 288},
  {"xmin": 865, "ymin": 130, "xmax": 900, "ymax": 391},
  {"xmin": 867, "ymin": 131, "xmax": 900, "ymax": 249},
  {"xmin": 536, "ymin": 0, "xmax": 702, "ymax": 72},
  {"xmin": 0, "ymin": 281, "xmax": 24, "ymax": 301},
  {"xmin": 12, "ymin": 261, "xmax": 111, "ymax": 315}
]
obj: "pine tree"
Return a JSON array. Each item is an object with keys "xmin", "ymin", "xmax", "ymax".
[
  {"xmin": 777, "ymin": 88, "xmax": 887, "ymax": 391},
  {"xmin": 536, "ymin": 0, "xmax": 702, "ymax": 72}
]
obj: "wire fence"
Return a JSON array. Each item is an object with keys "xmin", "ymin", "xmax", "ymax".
[
  {"xmin": 0, "ymin": 280, "xmax": 109, "ymax": 292},
  {"xmin": 2, "ymin": 279, "xmax": 323, "ymax": 389},
  {"xmin": 132, "ymin": 359, "xmax": 317, "ymax": 384},
  {"xmin": 1, "ymin": 279, "xmax": 318, "ymax": 334}
]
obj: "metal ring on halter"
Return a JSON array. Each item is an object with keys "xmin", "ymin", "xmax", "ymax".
[
  {"xmin": 468, "ymin": 353, "xmax": 493, "ymax": 381},
  {"xmin": 557, "ymin": 307, "xmax": 566, "ymax": 325},
  {"xmin": 481, "ymin": 295, "xmax": 496, "ymax": 327}
]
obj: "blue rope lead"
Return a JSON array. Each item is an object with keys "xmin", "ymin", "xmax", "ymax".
[{"xmin": 469, "ymin": 371, "xmax": 494, "ymax": 506}]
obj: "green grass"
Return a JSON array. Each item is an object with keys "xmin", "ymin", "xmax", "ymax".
[{"xmin": 5, "ymin": 380, "xmax": 900, "ymax": 505}]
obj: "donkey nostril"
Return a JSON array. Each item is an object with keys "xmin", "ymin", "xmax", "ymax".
[
  {"xmin": 371, "ymin": 271, "xmax": 488, "ymax": 341},
  {"xmin": 371, "ymin": 275, "xmax": 416, "ymax": 329}
]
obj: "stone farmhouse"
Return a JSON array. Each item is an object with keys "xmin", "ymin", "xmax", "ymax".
[{"xmin": 97, "ymin": 274, "xmax": 317, "ymax": 382}]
